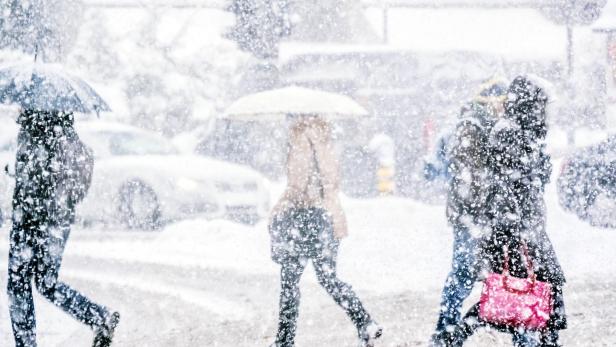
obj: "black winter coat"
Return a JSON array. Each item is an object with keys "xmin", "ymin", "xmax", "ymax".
[
  {"xmin": 481, "ymin": 117, "xmax": 567, "ymax": 330},
  {"xmin": 481, "ymin": 78, "xmax": 565, "ymax": 286},
  {"xmin": 12, "ymin": 110, "xmax": 93, "ymax": 229},
  {"xmin": 446, "ymin": 102, "xmax": 497, "ymax": 228}
]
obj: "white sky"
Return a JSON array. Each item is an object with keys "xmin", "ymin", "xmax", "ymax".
[
  {"xmin": 365, "ymin": 8, "xmax": 570, "ymax": 60},
  {"xmin": 593, "ymin": 0, "xmax": 616, "ymax": 30}
]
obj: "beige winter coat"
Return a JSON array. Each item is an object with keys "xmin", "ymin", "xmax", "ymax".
[{"xmin": 271, "ymin": 122, "xmax": 348, "ymax": 239}]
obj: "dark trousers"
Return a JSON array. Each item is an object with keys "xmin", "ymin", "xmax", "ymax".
[
  {"xmin": 455, "ymin": 299, "xmax": 562, "ymax": 347},
  {"xmin": 7, "ymin": 222, "xmax": 109, "ymax": 347},
  {"xmin": 435, "ymin": 223, "xmax": 479, "ymax": 332},
  {"xmin": 275, "ymin": 253, "xmax": 371, "ymax": 346},
  {"xmin": 454, "ymin": 303, "xmax": 541, "ymax": 347},
  {"xmin": 272, "ymin": 209, "xmax": 371, "ymax": 346}
]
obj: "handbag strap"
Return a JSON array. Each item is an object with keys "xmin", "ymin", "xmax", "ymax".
[
  {"xmin": 503, "ymin": 240, "xmax": 536, "ymax": 280},
  {"xmin": 306, "ymin": 137, "xmax": 325, "ymax": 199}
]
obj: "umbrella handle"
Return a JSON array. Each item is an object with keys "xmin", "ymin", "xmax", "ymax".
[{"xmin": 4, "ymin": 164, "xmax": 15, "ymax": 178}]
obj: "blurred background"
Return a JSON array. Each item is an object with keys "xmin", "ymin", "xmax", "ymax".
[
  {"xmin": 1, "ymin": 0, "xmax": 615, "ymax": 207},
  {"xmin": 1, "ymin": 1, "xmax": 616, "ymax": 346}
]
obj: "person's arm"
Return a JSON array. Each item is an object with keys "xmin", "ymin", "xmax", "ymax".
[
  {"xmin": 312, "ymin": 140, "xmax": 339, "ymax": 192},
  {"xmin": 309, "ymin": 137, "xmax": 348, "ymax": 238},
  {"xmin": 450, "ymin": 121, "xmax": 484, "ymax": 171},
  {"xmin": 538, "ymin": 144, "xmax": 552, "ymax": 186},
  {"xmin": 446, "ymin": 122, "xmax": 484, "ymax": 222}
]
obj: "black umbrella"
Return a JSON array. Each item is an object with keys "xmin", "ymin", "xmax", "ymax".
[{"xmin": 0, "ymin": 63, "xmax": 111, "ymax": 114}]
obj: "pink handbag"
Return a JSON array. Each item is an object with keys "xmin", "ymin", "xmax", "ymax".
[{"xmin": 479, "ymin": 242, "xmax": 553, "ymax": 330}]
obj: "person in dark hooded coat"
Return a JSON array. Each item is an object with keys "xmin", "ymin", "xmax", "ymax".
[
  {"xmin": 430, "ymin": 78, "xmax": 509, "ymax": 347},
  {"xmin": 448, "ymin": 76, "xmax": 566, "ymax": 347},
  {"xmin": 7, "ymin": 109, "xmax": 120, "ymax": 347}
]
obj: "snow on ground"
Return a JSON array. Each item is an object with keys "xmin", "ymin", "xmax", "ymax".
[{"xmin": 0, "ymin": 176, "xmax": 615, "ymax": 346}]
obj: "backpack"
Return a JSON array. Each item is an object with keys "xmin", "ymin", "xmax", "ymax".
[
  {"xmin": 446, "ymin": 113, "xmax": 493, "ymax": 226},
  {"xmin": 55, "ymin": 130, "xmax": 94, "ymax": 208}
]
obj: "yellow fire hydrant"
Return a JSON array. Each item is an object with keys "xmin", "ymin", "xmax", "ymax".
[{"xmin": 368, "ymin": 134, "xmax": 395, "ymax": 196}]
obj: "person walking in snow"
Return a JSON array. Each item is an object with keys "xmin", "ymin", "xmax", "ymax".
[
  {"xmin": 268, "ymin": 115, "xmax": 382, "ymax": 347},
  {"xmin": 447, "ymin": 76, "xmax": 567, "ymax": 347},
  {"xmin": 430, "ymin": 78, "xmax": 509, "ymax": 346},
  {"xmin": 7, "ymin": 110, "xmax": 120, "ymax": 347}
]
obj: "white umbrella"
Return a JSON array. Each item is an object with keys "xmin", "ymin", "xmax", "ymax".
[{"xmin": 224, "ymin": 86, "xmax": 369, "ymax": 121}]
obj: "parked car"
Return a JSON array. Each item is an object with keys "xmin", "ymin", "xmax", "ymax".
[
  {"xmin": 196, "ymin": 117, "xmax": 379, "ymax": 197},
  {"xmin": 558, "ymin": 135, "xmax": 616, "ymax": 228},
  {"xmin": 0, "ymin": 120, "xmax": 18, "ymax": 227},
  {"xmin": 0, "ymin": 121, "xmax": 271, "ymax": 229}
]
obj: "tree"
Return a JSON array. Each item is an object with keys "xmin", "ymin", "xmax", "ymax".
[
  {"xmin": 540, "ymin": 0, "xmax": 607, "ymax": 144},
  {"xmin": 541, "ymin": 0, "xmax": 606, "ymax": 26},
  {"xmin": 288, "ymin": 0, "xmax": 380, "ymax": 43},
  {"xmin": 0, "ymin": 0, "xmax": 83, "ymax": 62},
  {"xmin": 225, "ymin": 0, "xmax": 291, "ymax": 60},
  {"xmin": 540, "ymin": 0, "xmax": 607, "ymax": 74}
]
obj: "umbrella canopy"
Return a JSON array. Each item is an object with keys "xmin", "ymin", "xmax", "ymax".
[
  {"xmin": 224, "ymin": 86, "xmax": 369, "ymax": 121},
  {"xmin": 0, "ymin": 63, "xmax": 111, "ymax": 114}
]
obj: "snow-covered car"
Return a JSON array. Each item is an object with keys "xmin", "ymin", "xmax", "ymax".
[
  {"xmin": 558, "ymin": 135, "xmax": 616, "ymax": 228},
  {"xmin": 0, "ymin": 120, "xmax": 18, "ymax": 226},
  {"xmin": 0, "ymin": 121, "xmax": 271, "ymax": 229},
  {"xmin": 0, "ymin": 161, "xmax": 11, "ymax": 226}
]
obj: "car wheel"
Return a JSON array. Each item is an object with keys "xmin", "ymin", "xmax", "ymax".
[
  {"xmin": 586, "ymin": 189, "xmax": 616, "ymax": 228},
  {"xmin": 240, "ymin": 213, "xmax": 261, "ymax": 225},
  {"xmin": 226, "ymin": 211, "xmax": 260, "ymax": 225},
  {"xmin": 119, "ymin": 180, "xmax": 161, "ymax": 231}
]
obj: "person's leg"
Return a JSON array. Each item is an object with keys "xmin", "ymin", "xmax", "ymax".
[
  {"xmin": 539, "ymin": 329, "xmax": 561, "ymax": 347},
  {"xmin": 33, "ymin": 224, "xmax": 109, "ymax": 328},
  {"xmin": 275, "ymin": 257, "xmax": 307, "ymax": 347},
  {"xmin": 540, "ymin": 284, "xmax": 565, "ymax": 347},
  {"xmin": 7, "ymin": 225, "xmax": 37, "ymax": 347},
  {"xmin": 512, "ymin": 329, "xmax": 541, "ymax": 347},
  {"xmin": 448, "ymin": 303, "xmax": 484, "ymax": 346},
  {"xmin": 312, "ymin": 244, "xmax": 371, "ymax": 332},
  {"xmin": 434, "ymin": 224, "xmax": 479, "ymax": 333},
  {"xmin": 455, "ymin": 306, "xmax": 542, "ymax": 347}
]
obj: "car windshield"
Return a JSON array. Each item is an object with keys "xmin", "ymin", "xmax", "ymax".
[
  {"xmin": 0, "ymin": 123, "xmax": 18, "ymax": 152},
  {"xmin": 0, "ymin": 139, "xmax": 15, "ymax": 152},
  {"xmin": 81, "ymin": 130, "xmax": 179, "ymax": 157},
  {"xmin": 607, "ymin": 135, "xmax": 616, "ymax": 148},
  {"xmin": 109, "ymin": 132, "xmax": 178, "ymax": 156}
]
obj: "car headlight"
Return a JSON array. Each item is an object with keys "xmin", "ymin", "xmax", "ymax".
[
  {"xmin": 214, "ymin": 181, "xmax": 259, "ymax": 193},
  {"xmin": 215, "ymin": 182, "xmax": 232, "ymax": 192},
  {"xmin": 176, "ymin": 177, "xmax": 200, "ymax": 191},
  {"xmin": 243, "ymin": 182, "xmax": 258, "ymax": 191}
]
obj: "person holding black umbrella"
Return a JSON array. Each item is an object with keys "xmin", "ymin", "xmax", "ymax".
[
  {"xmin": 0, "ymin": 63, "xmax": 119, "ymax": 346},
  {"xmin": 7, "ymin": 109, "xmax": 120, "ymax": 347}
]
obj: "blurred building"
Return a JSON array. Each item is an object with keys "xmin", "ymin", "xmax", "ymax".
[{"xmin": 593, "ymin": 1, "xmax": 616, "ymax": 128}]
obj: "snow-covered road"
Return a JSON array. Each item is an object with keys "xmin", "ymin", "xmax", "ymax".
[{"xmin": 0, "ymin": 181, "xmax": 615, "ymax": 346}]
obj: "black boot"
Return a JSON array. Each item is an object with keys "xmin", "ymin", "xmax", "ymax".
[
  {"xmin": 93, "ymin": 311, "xmax": 120, "ymax": 347},
  {"xmin": 540, "ymin": 329, "xmax": 562, "ymax": 347},
  {"xmin": 358, "ymin": 320, "xmax": 383, "ymax": 347},
  {"xmin": 431, "ymin": 328, "xmax": 470, "ymax": 347},
  {"xmin": 429, "ymin": 330, "xmax": 450, "ymax": 347}
]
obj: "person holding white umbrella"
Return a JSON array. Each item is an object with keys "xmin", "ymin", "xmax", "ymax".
[
  {"xmin": 226, "ymin": 86, "xmax": 381, "ymax": 347},
  {"xmin": 268, "ymin": 115, "xmax": 382, "ymax": 347}
]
